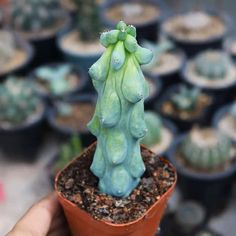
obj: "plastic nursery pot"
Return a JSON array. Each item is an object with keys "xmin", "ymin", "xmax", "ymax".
[
  {"xmin": 155, "ymin": 84, "xmax": 214, "ymax": 133},
  {"xmin": 0, "ymin": 32, "xmax": 34, "ymax": 80},
  {"xmin": 161, "ymin": 11, "xmax": 232, "ymax": 58},
  {"xmin": 55, "ymin": 142, "xmax": 177, "ymax": 236},
  {"xmin": 47, "ymin": 94, "xmax": 96, "ymax": 147},
  {"xmin": 0, "ymin": 102, "xmax": 46, "ymax": 160},
  {"xmin": 181, "ymin": 61, "xmax": 236, "ymax": 108},
  {"xmin": 167, "ymin": 134, "xmax": 236, "ymax": 215},
  {"xmin": 100, "ymin": 0, "xmax": 165, "ymax": 43},
  {"xmin": 145, "ymin": 76, "xmax": 162, "ymax": 111},
  {"xmin": 28, "ymin": 62, "xmax": 87, "ymax": 105},
  {"xmin": 213, "ymin": 103, "xmax": 236, "ymax": 145},
  {"xmin": 144, "ymin": 49, "xmax": 186, "ymax": 92},
  {"xmin": 57, "ymin": 24, "xmax": 104, "ymax": 73}
]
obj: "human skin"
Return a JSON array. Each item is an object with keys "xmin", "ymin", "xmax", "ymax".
[{"xmin": 6, "ymin": 192, "xmax": 70, "ymax": 236}]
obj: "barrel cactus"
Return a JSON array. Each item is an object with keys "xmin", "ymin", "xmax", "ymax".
[
  {"xmin": 141, "ymin": 112, "xmax": 162, "ymax": 148},
  {"xmin": 0, "ymin": 77, "xmax": 40, "ymax": 125},
  {"xmin": 35, "ymin": 65, "xmax": 71, "ymax": 95},
  {"xmin": 87, "ymin": 21, "xmax": 153, "ymax": 197},
  {"xmin": 194, "ymin": 50, "xmax": 231, "ymax": 79},
  {"xmin": 171, "ymin": 85, "xmax": 200, "ymax": 111},
  {"xmin": 11, "ymin": 0, "xmax": 59, "ymax": 32},
  {"xmin": 180, "ymin": 128, "xmax": 232, "ymax": 170},
  {"xmin": 73, "ymin": 0, "xmax": 102, "ymax": 42},
  {"xmin": 0, "ymin": 30, "xmax": 16, "ymax": 66}
]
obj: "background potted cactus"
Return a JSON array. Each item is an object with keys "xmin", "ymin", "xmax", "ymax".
[
  {"xmin": 162, "ymin": 10, "xmax": 230, "ymax": 57},
  {"xmin": 55, "ymin": 21, "xmax": 176, "ymax": 236},
  {"xmin": 9, "ymin": 0, "xmax": 69, "ymax": 65},
  {"xmin": 57, "ymin": 0, "xmax": 104, "ymax": 73},
  {"xmin": 29, "ymin": 62, "xmax": 86, "ymax": 103},
  {"xmin": 168, "ymin": 127, "xmax": 236, "ymax": 214},
  {"xmin": 47, "ymin": 94, "xmax": 96, "ymax": 147},
  {"xmin": 141, "ymin": 111, "xmax": 177, "ymax": 156},
  {"xmin": 156, "ymin": 84, "xmax": 213, "ymax": 132},
  {"xmin": 182, "ymin": 50, "xmax": 236, "ymax": 106},
  {"xmin": 142, "ymin": 39, "xmax": 186, "ymax": 90},
  {"xmin": 0, "ymin": 76, "xmax": 46, "ymax": 158},
  {"xmin": 0, "ymin": 30, "xmax": 34, "ymax": 79},
  {"xmin": 213, "ymin": 102, "xmax": 236, "ymax": 144},
  {"xmin": 100, "ymin": 0, "xmax": 163, "ymax": 43}
]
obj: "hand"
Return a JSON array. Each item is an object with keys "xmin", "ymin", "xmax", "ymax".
[{"xmin": 6, "ymin": 192, "xmax": 70, "ymax": 236}]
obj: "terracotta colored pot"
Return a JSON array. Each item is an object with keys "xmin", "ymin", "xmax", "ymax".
[{"xmin": 55, "ymin": 143, "xmax": 177, "ymax": 236}]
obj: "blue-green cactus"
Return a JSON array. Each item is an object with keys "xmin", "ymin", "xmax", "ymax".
[
  {"xmin": 171, "ymin": 85, "xmax": 201, "ymax": 111},
  {"xmin": 35, "ymin": 65, "xmax": 71, "ymax": 95},
  {"xmin": 195, "ymin": 50, "xmax": 231, "ymax": 80},
  {"xmin": 141, "ymin": 112, "xmax": 162, "ymax": 148},
  {"xmin": 87, "ymin": 21, "xmax": 153, "ymax": 197},
  {"xmin": 180, "ymin": 128, "xmax": 232, "ymax": 170}
]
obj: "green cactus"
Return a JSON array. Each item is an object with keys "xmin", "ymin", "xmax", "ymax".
[
  {"xmin": 141, "ymin": 112, "xmax": 162, "ymax": 148},
  {"xmin": 142, "ymin": 39, "xmax": 174, "ymax": 69},
  {"xmin": 73, "ymin": 0, "xmax": 102, "ymax": 42},
  {"xmin": 35, "ymin": 65, "xmax": 71, "ymax": 95},
  {"xmin": 11, "ymin": 0, "xmax": 59, "ymax": 32},
  {"xmin": 54, "ymin": 135, "xmax": 82, "ymax": 174},
  {"xmin": 230, "ymin": 102, "xmax": 236, "ymax": 121},
  {"xmin": 0, "ymin": 30, "xmax": 16, "ymax": 66},
  {"xmin": 180, "ymin": 128, "xmax": 232, "ymax": 170},
  {"xmin": 170, "ymin": 85, "xmax": 201, "ymax": 111},
  {"xmin": 0, "ymin": 77, "xmax": 40, "ymax": 125},
  {"xmin": 87, "ymin": 21, "xmax": 153, "ymax": 197},
  {"xmin": 195, "ymin": 50, "xmax": 231, "ymax": 80}
]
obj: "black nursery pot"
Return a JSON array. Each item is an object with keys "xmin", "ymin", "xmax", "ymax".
[
  {"xmin": 144, "ymin": 49, "xmax": 186, "ymax": 92},
  {"xmin": 167, "ymin": 134, "xmax": 236, "ymax": 215},
  {"xmin": 47, "ymin": 93, "xmax": 96, "ymax": 147},
  {"xmin": 100, "ymin": 0, "xmax": 164, "ymax": 43},
  {"xmin": 0, "ymin": 33, "xmax": 34, "ymax": 80},
  {"xmin": 0, "ymin": 103, "xmax": 46, "ymax": 160},
  {"xmin": 155, "ymin": 84, "xmax": 214, "ymax": 133},
  {"xmin": 28, "ymin": 62, "xmax": 87, "ymax": 105},
  {"xmin": 162, "ymin": 12, "xmax": 231, "ymax": 58}
]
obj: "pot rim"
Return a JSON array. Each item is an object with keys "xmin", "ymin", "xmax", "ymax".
[{"xmin": 55, "ymin": 142, "xmax": 177, "ymax": 227}]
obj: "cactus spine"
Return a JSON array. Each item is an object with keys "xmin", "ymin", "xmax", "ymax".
[
  {"xmin": 180, "ymin": 128, "xmax": 231, "ymax": 170},
  {"xmin": 195, "ymin": 50, "xmax": 230, "ymax": 80},
  {"xmin": 87, "ymin": 21, "xmax": 153, "ymax": 197}
]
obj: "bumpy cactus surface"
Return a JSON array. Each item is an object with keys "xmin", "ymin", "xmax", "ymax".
[
  {"xmin": 142, "ymin": 39, "xmax": 174, "ymax": 69},
  {"xmin": 0, "ymin": 30, "xmax": 16, "ymax": 66},
  {"xmin": 171, "ymin": 85, "xmax": 200, "ymax": 111},
  {"xmin": 87, "ymin": 21, "xmax": 153, "ymax": 197},
  {"xmin": 180, "ymin": 128, "xmax": 231, "ymax": 169},
  {"xmin": 142, "ymin": 112, "xmax": 162, "ymax": 148},
  {"xmin": 0, "ymin": 77, "xmax": 40, "ymax": 125},
  {"xmin": 11, "ymin": 0, "xmax": 58, "ymax": 32},
  {"xmin": 35, "ymin": 65, "xmax": 71, "ymax": 95},
  {"xmin": 195, "ymin": 50, "xmax": 230, "ymax": 79},
  {"xmin": 54, "ymin": 135, "xmax": 82, "ymax": 174},
  {"xmin": 73, "ymin": 0, "xmax": 102, "ymax": 42}
]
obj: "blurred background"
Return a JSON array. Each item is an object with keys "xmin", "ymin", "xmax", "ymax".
[{"xmin": 0, "ymin": 0, "xmax": 236, "ymax": 235}]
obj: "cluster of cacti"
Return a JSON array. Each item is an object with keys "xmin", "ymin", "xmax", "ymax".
[
  {"xmin": 73, "ymin": 0, "xmax": 102, "ymax": 42},
  {"xmin": 11, "ymin": 0, "xmax": 59, "ymax": 32},
  {"xmin": 142, "ymin": 39, "xmax": 174, "ymax": 69},
  {"xmin": 0, "ymin": 77, "xmax": 40, "ymax": 125},
  {"xmin": 141, "ymin": 112, "xmax": 162, "ymax": 148},
  {"xmin": 35, "ymin": 65, "xmax": 71, "ymax": 95},
  {"xmin": 0, "ymin": 30, "xmax": 16, "ymax": 66},
  {"xmin": 180, "ymin": 128, "xmax": 232, "ymax": 170},
  {"xmin": 87, "ymin": 21, "xmax": 153, "ymax": 197},
  {"xmin": 195, "ymin": 50, "xmax": 231, "ymax": 79},
  {"xmin": 54, "ymin": 135, "xmax": 82, "ymax": 174},
  {"xmin": 171, "ymin": 85, "xmax": 201, "ymax": 111}
]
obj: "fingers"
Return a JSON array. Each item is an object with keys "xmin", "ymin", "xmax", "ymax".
[{"xmin": 7, "ymin": 192, "xmax": 60, "ymax": 236}]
